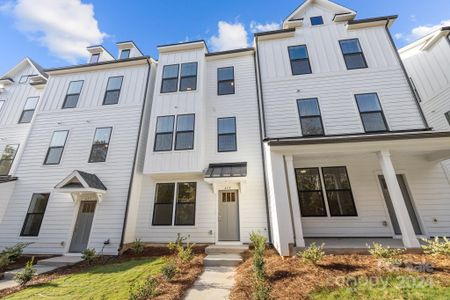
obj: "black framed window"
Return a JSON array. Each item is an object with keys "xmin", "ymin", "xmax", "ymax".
[
  {"xmin": 19, "ymin": 75, "xmax": 29, "ymax": 84},
  {"xmin": 175, "ymin": 114, "xmax": 195, "ymax": 150},
  {"xmin": 161, "ymin": 64, "xmax": 179, "ymax": 93},
  {"xmin": 218, "ymin": 117, "xmax": 237, "ymax": 152},
  {"xmin": 90, "ymin": 53, "xmax": 100, "ymax": 64},
  {"xmin": 152, "ymin": 183, "xmax": 175, "ymax": 226},
  {"xmin": 339, "ymin": 39, "xmax": 368, "ymax": 70},
  {"xmin": 89, "ymin": 127, "xmax": 112, "ymax": 163},
  {"xmin": 218, "ymin": 67, "xmax": 235, "ymax": 95},
  {"xmin": 322, "ymin": 167, "xmax": 357, "ymax": 216},
  {"xmin": 295, "ymin": 168, "xmax": 327, "ymax": 217},
  {"xmin": 310, "ymin": 16, "xmax": 324, "ymax": 26},
  {"xmin": 119, "ymin": 49, "xmax": 130, "ymax": 59},
  {"xmin": 288, "ymin": 45, "xmax": 312, "ymax": 75},
  {"xmin": 103, "ymin": 76, "xmax": 123, "ymax": 105},
  {"xmin": 20, "ymin": 193, "xmax": 50, "ymax": 237},
  {"xmin": 175, "ymin": 182, "xmax": 197, "ymax": 225},
  {"xmin": 0, "ymin": 144, "xmax": 19, "ymax": 176},
  {"xmin": 355, "ymin": 93, "xmax": 388, "ymax": 133},
  {"xmin": 44, "ymin": 130, "xmax": 69, "ymax": 165},
  {"xmin": 19, "ymin": 97, "xmax": 39, "ymax": 123},
  {"xmin": 445, "ymin": 111, "xmax": 450, "ymax": 126},
  {"xmin": 62, "ymin": 80, "xmax": 83, "ymax": 109},
  {"xmin": 154, "ymin": 116, "xmax": 175, "ymax": 151},
  {"xmin": 297, "ymin": 98, "xmax": 324, "ymax": 136},
  {"xmin": 179, "ymin": 62, "xmax": 198, "ymax": 92}
]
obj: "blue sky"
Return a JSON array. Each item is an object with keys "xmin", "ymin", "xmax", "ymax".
[{"xmin": 0, "ymin": 0, "xmax": 449, "ymax": 74}]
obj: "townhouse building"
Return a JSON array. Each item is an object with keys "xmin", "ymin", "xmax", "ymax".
[
  {"xmin": 256, "ymin": 0, "xmax": 450, "ymax": 255},
  {"xmin": 0, "ymin": 42, "xmax": 156, "ymax": 255},
  {"xmin": 123, "ymin": 42, "xmax": 269, "ymax": 246},
  {"xmin": 0, "ymin": 58, "xmax": 47, "ymax": 222}
]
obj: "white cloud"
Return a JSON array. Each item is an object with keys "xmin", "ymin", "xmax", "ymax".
[
  {"xmin": 250, "ymin": 21, "xmax": 281, "ymax": 33},
  {"xmin": 209, "ymin": 21, "xmax": 249, "ymax": 52},
  {"xmin": 396, "ymin": 19, "xmax": 450, "ymax": 42},
  {"xmin": 2, "ymin": 0, "xmax": 106, "ymax": 63}
]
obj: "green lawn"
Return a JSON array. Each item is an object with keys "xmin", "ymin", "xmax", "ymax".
[
  {"xmin": 311, "ymin": 274, "xmax": 450, "ymax": 300},
  {"xmin": 5, "ymin": 258, "xmax": 166, "ymax": 300}
]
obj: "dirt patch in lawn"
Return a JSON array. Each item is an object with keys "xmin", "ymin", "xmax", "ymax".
[
  {"xmin": 230, "ymin": 249, "xmax": 450, "ymax": 300},
  {"xmin": 0, "ymin": 246, "xmax": 206, "ymax": 300}
]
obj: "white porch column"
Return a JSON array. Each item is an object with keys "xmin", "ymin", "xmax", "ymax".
[
  {"xmin": 284, "ymin": 155, "xmax": 306, "ymax": 248},
  {"xmin": 264, "ymin": 145, "xmax": 294, "ymax": 256},
  {"xmin": 377, "ymin": 150, "xmax": 420, "ymax": 248}
]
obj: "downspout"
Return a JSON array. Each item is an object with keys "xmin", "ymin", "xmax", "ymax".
[
  {"xmin": 254, "ymin": 37, "xmax": 272, "ymax": 243},
  {"xmin": 384, "ymin": 18, "xmax": 430, "ymax": 129},
  {"xmin": 119, "ymin": 58, "xmax": 152, "ymax": 253}
]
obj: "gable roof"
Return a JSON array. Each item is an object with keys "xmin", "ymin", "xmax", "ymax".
[
  {"xmin": 0, "ymin": 57, "xmax": 47, "ymax": 81},
  {"xmin": 399, "ymin": 27, "xmax": 450, "ymax": 55},
  {"xmin": 283, "ymin": 0, "xmax": 356, "ymax": 28},
  {"xmin": 55, "ymin": 170, "xmax": 107, "ymax": 191}
]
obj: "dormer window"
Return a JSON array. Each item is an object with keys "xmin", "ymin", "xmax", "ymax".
[
  {"xmin": 19, "ymin": 75, "xmax": 29, "ymax": 84},
  {"xmin": 310, "ymin": 16, "xmax": 324, "ymax": 26},
  {"xmin": 120, "ymin": 49, "xmax": 130, "ymax": 60},
  {"xmin": 90, "ymin": 53, "xmax": 100, "ymax": 64}
]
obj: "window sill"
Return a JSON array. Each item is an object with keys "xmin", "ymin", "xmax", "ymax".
[{"xmin": 302, "ymin": 216, "xmax": 361, "ymax": 220}]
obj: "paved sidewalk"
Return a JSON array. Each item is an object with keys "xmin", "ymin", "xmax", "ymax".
[{"xmin": 184, "ymin": 266, "xmax": 236, "ymax": 300}]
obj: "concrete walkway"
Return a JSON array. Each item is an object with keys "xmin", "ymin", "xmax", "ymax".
[
  {"xmin": 0, "ymin": 256, "xmax": 83, "ymax": 291},
  {"xmin": 184, "ymin": 266, "xmax": 236, "ymax": 300}
]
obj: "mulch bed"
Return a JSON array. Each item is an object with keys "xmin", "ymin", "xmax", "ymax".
[
  {"xmin": 2, "ymin": 255, "xmax": 57, "ymax": 272},
  {"xmin": 0, "ymin": 246, "xmax": 206, "ymax": 299},
  {"xmin": 230, "ymin": 249, "xmax": 450, "ymax": 300}
]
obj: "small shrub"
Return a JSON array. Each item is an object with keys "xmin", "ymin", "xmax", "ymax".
[
  {"xmin": 168, "ymin": 234, "xmax": 195, "ymax": 264},
  {"xmin": 253, "ymin": 278, "xmax": 272, "ymax": 300},
  {"xmin": 131, "ymin": 239, "xmax": 145, "ymax": 254},
  {"xmin": 161, "ymin": 262, "xmax": 177, "ymax": 281},
  {"xmin": 298, "ymin": 243, "xmax": 325, "ymax": 265},
  {"xmin": 14, "ymin": 257, "xmax": 36, "ymax": 285},
  {"xmin": 421, "ymin": 237, "xmax": 450, "ymax": 257},
  {"xmin": 1, "ymin": 242, "xmax": 32, "ymax": 262},
  {"xmin": 128, "ymin": 276, "xmax": 159, "ymax": 300},
  {"xmin": 81, "ymin": 248, "xmax": 97, "ymax": 264},
  {"xmin": 249, "ymin": 232, "xmax": 271, "ymax": 300},
  {"xmin": 0, "ymin": 255, "xmax": 10, "ymax": 271},
  {"xmin": 367, "ymin": 242, "xmax": 405, "ymax": 265}
]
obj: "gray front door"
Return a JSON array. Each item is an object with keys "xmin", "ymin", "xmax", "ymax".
[
  {"xmin": 379, "ymin": 175, "xmax": 422, "ymax": 235},
  {"xmin": 69, "ymin": 201, "xmax": 96, "ymax": 253},
  {"xmin": 218, "ymin": 191, "xmax": 240, "ymax": 241}
]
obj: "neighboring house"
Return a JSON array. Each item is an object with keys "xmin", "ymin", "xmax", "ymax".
[
  {"xmin": 255, "ymin": 0, "xmax": 450, "ymax": 255},
  {"xmin": 123, "ymin": 42, "xmax": 269, "ymax": 246},
  {"xmin": 400, "ymin": 27, "xmax": 450, "ymax": 131},
  {"xmin": 0, "ymin": 42, "xmax": 157, "ymax": 255},
  {"xmin": 0, "ymin": 58, "xmax": 48, "ymax": 222}
]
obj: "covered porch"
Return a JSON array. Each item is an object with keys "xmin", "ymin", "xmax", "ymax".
[{"xmin": 265, "ymin": 131, "xmax": 450, "ymax": 256}]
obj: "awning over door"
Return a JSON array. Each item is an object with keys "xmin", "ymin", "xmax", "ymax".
[
  {"xmin": 0, "ymin": 176, "xmax": 18, "ymax": 184},
  {"xmin": 54, "ymin": 170, "xmax": 107, "ymax": 202},
  {"xmin": 204, "ymin": 162, "xmax": 247, "ymax": 193}
]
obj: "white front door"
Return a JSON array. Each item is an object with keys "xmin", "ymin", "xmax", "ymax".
[{"xmin": 218, "ymin": 191, "xmax": 240, "ymax": 241}]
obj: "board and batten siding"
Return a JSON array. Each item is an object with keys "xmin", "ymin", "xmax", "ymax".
[
  {"xmin": 257, "ymin": 6, "xmax": 425, "ymax": 138},
  {"xmin": 294, "ymin": 152, "xmax": 450, "ymax": 238},
  {"xmin": 0, "ymin": 63, "xmax": 150, "ymax": 255}
]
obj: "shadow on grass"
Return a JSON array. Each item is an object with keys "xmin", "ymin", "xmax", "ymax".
[{"xmin": 83, "ymin": 258, "xmax": 161, "ymax": 275}]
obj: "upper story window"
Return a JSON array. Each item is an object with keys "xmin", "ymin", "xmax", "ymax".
[
  {"xmin": 20, "ymin": 193, "xmax": 50, "ymax": 237},
  {"xmin": 175, "ymin": 114, "xmax": 195, "ymax": 150},
  {"xmin": 89, "ymin": 127, "xmax": 112, "ymax": 163},
  {"xmin": 103, "ymin": 76, "xmax": 123, "ymax": 105},
  {"xmin": 19, "ymin": 75, "xmax": 30, "ymax": 84},
  {"xmin": 339, "ymin": 39, "xmax": 368, "ymax": 70},
  {"xmin": 297, "ymin": 98, "xmax": 324, "ymax": 136},
  {"xmin": 355, "ymin": 93, "xmax": 388, "ymax": 133},
  {"xmin": 288, "ymin": 45, "xmax": 312, "ymax": 75},
  {"xmin": 44, "ymin": 130, "xmax": 69, "ymax": 165},
  {"xmin": 90, "ymin": 53, "xmax": 100, "ymax": 64},
  {"xmin": 161, "ymin": 65, "xmax": 179, "ymax": 93},
  {"xmin": 63, "ymin": 80, "xmax": 84, "ymax": 109},
  {"xmin": 120, "ymin": 49, "xmax": 130, "ymax": 59},
  {"xmin": 310, "ymin": 16, "xmax": 324, "ymax": 26},
  {"xmin": 154, "ymin": 115, "xmax": 175, "ymax": 151},
  {"xmin": 0, "ymin": 144, "xmax": 19, "ymax": 176},
  {"xmin": 19, "ymin": 97, "xmax": 39, "ymax": 124},
  {"xmin": 179, "ymin": 62, "xmax": 198, "ymax": 92},
  {"xmin": 218, "ymin": 117, "xmax": 237, "ymax": 152},
  {"xmin": 218, "ymin": 67, "xmax": 235, "ymax": 95}
]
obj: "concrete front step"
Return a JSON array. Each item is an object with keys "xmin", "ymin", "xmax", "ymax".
[
  {"xmin": 204, "ymin": 254, "xmax": 243, "ymax": 267},
  {"xmin": 38, "ymin": 255, "xmax": 83, "ymax": 267},
  {"xmin": 205, "ymin": 245, "xmax": 249, "ymax": 255}
]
